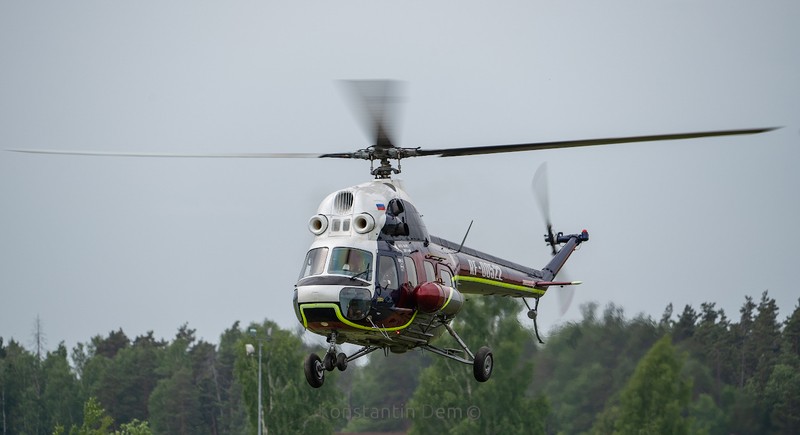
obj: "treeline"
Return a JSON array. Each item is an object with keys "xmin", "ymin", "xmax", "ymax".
[
  {"xmin": 0, "ymin": 321, "xmax": 342, "ymax": 434},
  {"xmin": 1, "ymin": 291, "xmax": 798, "ymax": 434}
]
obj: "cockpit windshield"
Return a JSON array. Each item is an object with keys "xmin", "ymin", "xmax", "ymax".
[
  {"xmin": 328, "ymin": 247, "xmax": 373, "ymax": 281},
  {"xmin": 298, "ymin": 247, "xmax": 328, "ymax": 280}
]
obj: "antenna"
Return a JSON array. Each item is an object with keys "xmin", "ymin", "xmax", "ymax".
[{"xmin": 456, "ymin": 220, "xmax": 474, "ymax": 253}]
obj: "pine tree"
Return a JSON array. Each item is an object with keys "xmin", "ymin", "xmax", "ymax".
[
  {"xmin": 751, "ymin": 291, "xmax": 781, "ymax": 393},
  {"xmin": 42, "ymin": 343, "xmax": 82, "ymax": 430}
]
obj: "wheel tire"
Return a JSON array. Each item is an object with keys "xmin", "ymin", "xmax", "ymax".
[
  {"xmin": 473, "ymin": 346, "xmax": 493, "ymax": 382},
  {"xmin": 323, "ymin": 352, "xmax": 336, "ymax": 371},
  {"xmin": 304, "ymin": 353, "xmax": 325, "ymax": 388},
  {"xmin": 336, "ymin": 352, "xmax": 348, "ymax": 371}
]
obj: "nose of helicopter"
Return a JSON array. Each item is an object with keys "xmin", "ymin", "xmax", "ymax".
[{"xmin": 293, "ymin": 284, "xmax": 373, "ymax": 330}]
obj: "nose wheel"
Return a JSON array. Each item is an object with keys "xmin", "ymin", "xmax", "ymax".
[
  {"xmin": 303, "ymin": 353, "xmax": 325, "ymax": 388},
  {"xmin": 304, "ymin": 336, "xmax": 381, "ymax": 388},
  {"xmin": 322, "ymin": 351, "xmax": 348, "ymax": 372}
]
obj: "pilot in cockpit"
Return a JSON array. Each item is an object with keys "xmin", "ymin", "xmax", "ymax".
[{"xmin": 342, "ymin": 249, "xmax": 372, "ymax": 280}]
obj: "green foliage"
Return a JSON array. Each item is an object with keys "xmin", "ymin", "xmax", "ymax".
[
  {"xmin": 52, "ymin": 397, "xmax": 115, "ymax": 435},
  {"xmin": 80, "ymin": 330, "xmax": 164, "ymax": 426},
  {"xmin": 408, "ymin": 297, "xmax": 548, "ymax": 435},
  {"xmin": 53, "ymin": 397, "xmax": 153, "ymax": 435},
  {"xmin": 114, "ymin": 419, "xmax": 152, "ymax": 435},
  {"xmin": 689, "ymin": 393, "xmax": 726, "ymax": 435},
  {"xmin": 214, "ymin": 322, "xmax": 248, "ymax": 434},
  {"xmin": 1, "ymin": 338, "xmax": 43, "ymax": 434},
  {"xmin": 147, "ymin": 325, "xmax": 211, "ymax": 434},
  {"xmin": 764, "ymin": 363, "xmax": 800, "ymax": 434},
  {"xmin": 148, "ymin": 367, "xmax": 203, "ymax": 434},
  {"xmin": 43, "ymin": 343, "xmax": 83, "ymax": 430},
  {"xmin": 782, "ymin": 299, "xmax": 800, "ymax": 359},
  {"xmin": 2, "ymin": 292, "xmax": 799, "ymax": 434},
  {"xmin": 611, "ymin": 335, "xmax": 692, "ymax": 434},
  {"xmin": 233, "ymin": 320, "xmax": 345, "ymax": 435},
  {"xmin": 344, "ymin": 350, "xmax": 432, "ymax": 432},
  {"xmin": 534, "ymin": 303, "xmax": 660, "ymax": 434}
]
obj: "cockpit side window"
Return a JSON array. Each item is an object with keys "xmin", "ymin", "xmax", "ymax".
[
  {"xmin": 298, "ymin": 247, "xmax": 329, "ymax": 280},
  {"xmin": 377, "ymin": 255, "xmax": 399, "ymax": 291},
  {"xmin": 327, "ymin": 247, "xmax": 373, "ymax": 281},
  {"xmin": 423, "ymin": 261, "xmax": 436, "ymax": 283},
  {"xmin": 403, "ymin": 257, "xmax": 418, "ymax": 287},
  {"xmin": 439, "ymin": 267, "xmax": 453, "ymax": 288}
]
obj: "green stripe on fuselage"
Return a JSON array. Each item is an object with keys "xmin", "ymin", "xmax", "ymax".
[
  {"xmin": 300, "ymin": 302, "xmax": 417, "ymax": 332},
  {"xmin": 453, "ymin": 275, "xmax": 545, "ymax": 295}
]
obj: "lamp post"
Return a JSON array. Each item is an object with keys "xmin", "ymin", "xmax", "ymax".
[{"xmin": 247, "ymin": 327, "xmax": 271, "ymax": 435}]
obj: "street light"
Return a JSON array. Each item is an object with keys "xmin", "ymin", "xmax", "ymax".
[{"xmin": 246, "ymin": 327, "xmax": 271, "ymax": 435}]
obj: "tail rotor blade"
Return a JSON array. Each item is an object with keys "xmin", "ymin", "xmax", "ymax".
[
  {"xmin": 532, "ymin": 162, "xmax": 550, "ymax": 225},
  {"xmin": 532, "ymin": 162, "xmax": 557, "ymax": 255},
  {"xmin": 533, "ymin": 161, "xmax": 575, "ymax": 316},
  {"xmin": 557, "ymin": 280, "xmax": 576, "ymax": 317}
]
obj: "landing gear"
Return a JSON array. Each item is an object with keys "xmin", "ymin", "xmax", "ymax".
[
  {"xmin": 321, "ymin": 351, "xmax": 348, "ymax": 372},
  {"xmin": 323, "ymin": 352, "xmax": 336, "ymax": 371},
  {"xmin": 305, "ymin": 351, "xmax": 349, "ymax": 388},
  {"xmin": 473, "ymin": 346, "xmax": 493, "ymax": 382},
  {"xmin": 303, "ymin": 353, "xmax": 325, "ymax": 388},
  {"xmin": 336, "ymin": 352, "xmax": 348, "ymax": 371},
  {"xmin": 303, "ymin": 331, "xmax": 380, "ymax": 388},
  {"xmin": 421, "ymin": 319, "xmax": 494, "ymax": 382},
  {"xmin": 524, "ymin": 297, "xmax": 545, "ymax": 344}
]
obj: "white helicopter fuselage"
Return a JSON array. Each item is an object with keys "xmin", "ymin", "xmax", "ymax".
[{"xmin": 292, "ymin": 179, "xmax": 569, "ymax": 352}]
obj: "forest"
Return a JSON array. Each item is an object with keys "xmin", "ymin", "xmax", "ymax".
[{"xmin": 1, "ymin": 291, "xmax": 798, "ymax": 435}]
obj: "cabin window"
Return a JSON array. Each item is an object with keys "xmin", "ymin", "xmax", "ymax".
[
  {"xmin": 327, "ymin": 247, "xmax": 372, "ymax": 280},
  {"xmin": 377, "ymin": 255, "xmax": 399, "ymax": 291},
  {"xmin": 298, "ymin": 247, "xmax": 328, "ymax": 279},
  {"xmin": 404, "ymin": 257, "xmax": 418, "ymax": 287},
  {"xmin": 440, "ymin": 268, "xmax": 454, "ymax": 288},
  {"xmin": 423, "ymin": 261, "xmax": 436, "ymax": 283}
]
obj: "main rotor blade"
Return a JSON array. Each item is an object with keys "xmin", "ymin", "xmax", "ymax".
[
  {"xmin": 7, "ymin": 149, "xmax": 326, "ymax": 158},
  {"xmin": 417, "ymin": 127, "xmax": 777, "ymax": 157},
  {"xmin": 340, "ymin": 80, "xmax": 404, "ymax": 151}
]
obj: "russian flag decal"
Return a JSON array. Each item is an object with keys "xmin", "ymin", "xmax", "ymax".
[{"xmin": 376, "ymin": 203, "xmax": 386, "ymax": 211}]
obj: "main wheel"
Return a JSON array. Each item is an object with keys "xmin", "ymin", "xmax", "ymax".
[
  {"xmin": 336, "ymin": 352, "xmax": 348, "ymax": 371},
  {"xmin": 304, "ymin": 353, "xmax": 325, "ymax": 388},
  {"xmin": 473, "ymin": 346, "xmax": 493, "ymax": 382}
]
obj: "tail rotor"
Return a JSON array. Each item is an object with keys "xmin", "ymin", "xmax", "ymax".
[{"xmin": 532, "ymin": 162, "xmax": 575, "ymax": 317}]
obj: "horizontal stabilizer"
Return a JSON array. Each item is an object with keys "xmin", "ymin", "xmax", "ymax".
[{"xmin": 535, "ymin": 280, "xmax": 582, "ymax": 288}]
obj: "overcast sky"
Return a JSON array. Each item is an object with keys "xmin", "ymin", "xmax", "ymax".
[{"xmin": 1, "ymin": 1, "xmax": 798, "ymax": 354}]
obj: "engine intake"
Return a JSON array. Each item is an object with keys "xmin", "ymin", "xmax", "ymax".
[{"xmin": 308, "ymin": 215, "xmax": 329, "ymax": 235}]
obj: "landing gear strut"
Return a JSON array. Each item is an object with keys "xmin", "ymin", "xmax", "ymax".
[
  {"xmin": 303, "ymin": 331, "xmax": 380, "ymax": 388},
  {"xmin": 304, "ymin": 321, "xmax": 495, "ymax": 387},
  {"xmin": 524, "ymin": 298, "xmax": 545, "ymax": 344},
  {"xmin": 421, "ymin": 319, "xmax": 494, "ymax": 383}
]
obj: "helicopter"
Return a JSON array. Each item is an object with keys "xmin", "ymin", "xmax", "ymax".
[{"xmin": 9, "ymin": 81, "xmax": 774, "ymax": 388}]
